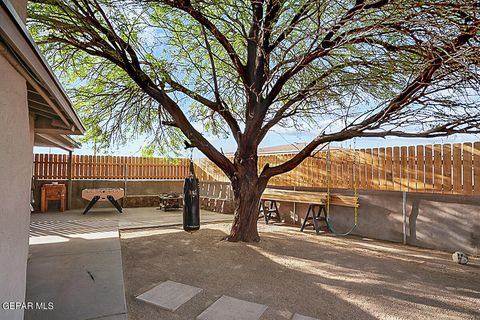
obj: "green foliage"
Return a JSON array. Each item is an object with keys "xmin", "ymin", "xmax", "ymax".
[
  {"xmin": 140, "ymin": 144, "xmax": 156, "ymax": 157},
  {"xmin": 27, "ymin": 0, "xmax": 480, "ymax": 156},
  {"xmin": 28, "ymin": 1, "xmax": 186, "ymax": 156}
]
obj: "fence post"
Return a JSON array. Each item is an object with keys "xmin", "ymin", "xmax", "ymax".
[
  {"xmin": 123, "ymin": 161, "xmax": 128, "ymax": 206},
  {"xmin": 67, "ymin": 151, "xmax": 73, "ymax": 210},
  {"xmin": 123, "ymin": 162, "xmax": 128, "ymax": 196},
  {"xmin": 402, "ymin": 191, "xmax": 407, "ymax": 245},
  {"xmin": 293, "ymin": 185, "xmax": 296, "ymax": 218}
]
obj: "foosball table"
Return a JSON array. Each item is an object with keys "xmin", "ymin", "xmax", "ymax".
[{"xmin": 81, "ymin": 188, "xmax": 124, "ymax": 215}]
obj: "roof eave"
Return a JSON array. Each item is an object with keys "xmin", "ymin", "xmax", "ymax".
[{"xmin": 0, "ymin": 0, "xmax": 85, "ymax": 134}]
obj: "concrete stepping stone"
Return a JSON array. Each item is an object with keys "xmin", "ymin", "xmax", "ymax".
[
  {"xmin": 291, "ymin": 314, "xmax": 320, "ymax": 320},
  {"xmin": 136, "ymin": 280, "xmax": 202, "ymax": 312},
  {"xmin": 196, "ymin": 295, "xmax": 268, "ymax": 320}
]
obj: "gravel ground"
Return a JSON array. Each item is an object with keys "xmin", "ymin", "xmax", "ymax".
[{"xmin": 120, "ymin": 223, "xmax": 480, "ymax": 320}]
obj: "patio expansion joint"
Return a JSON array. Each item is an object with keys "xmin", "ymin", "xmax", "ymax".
[
  {"xmin": 29, "ymin": 248, "xmax": 122, "ymax": 259},
  {"xmin": 118, "ymin": 219, "xmax": 232, "ymax": 232},
  {"xmin": 84, "ymin": 311, "xmax": 128, "ymax": 320}
]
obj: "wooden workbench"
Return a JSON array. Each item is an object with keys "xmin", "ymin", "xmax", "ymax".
[
  {"xmin": 262, "ymin": 188, "xmax": 358, "ymax": 207},
  {"xmin": 260, "ymin": 188, "xmax": 359, "ymax": 233}
]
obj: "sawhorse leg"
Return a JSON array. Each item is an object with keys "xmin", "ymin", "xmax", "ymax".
[
  {"xmin": 107, "ymin": 195, "xmax": 123, "ymax": 214},
  {"xmin": 300, "ymin": 205, "xmax": 313, "ymax": 232},
  {"xmin": 83, "ymin": 196, "xmax": 100, "ymax": 215},
  {"xmin": 314, "ymin": 205, "xmax": 327, "ymax": 234},
  {"xmin": 267, "ymin": 200, "xmax": 279, "ymax": 224},
  {"xmin": 260, "ymin": 200, "xmax": 270, "ymax": 224},
  {"xmin": 300, "ymin": 204, "xmax": 327, "ymax": 234},
  {"xmin": 260, "ymin": 200, "xmax": 279, "ymax": 224},
  {"xmin": 258, "ymin": 201, "xmax": 265, "ymax": 223}
]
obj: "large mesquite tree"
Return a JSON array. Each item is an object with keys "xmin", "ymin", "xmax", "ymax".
[{"xmin": 29, "ymin": 0, "xmax": 480, "ymax": 241}]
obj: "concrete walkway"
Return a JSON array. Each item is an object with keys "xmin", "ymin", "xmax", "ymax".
[{"xmin": 25, "ymin": 207, "xmax": 232, "ymax": 320}]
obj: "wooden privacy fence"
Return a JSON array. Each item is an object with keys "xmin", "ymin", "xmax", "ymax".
[
  {"xmin": 34, "ymin": 141, "xmax": 480, "ymax": 195},
  {"xmin": 195, "ymin": 142, "xmax": 480, "ymax": 196},
  {"xmin": 33, "ymin": 154, "xmax": 190, "ymax": 180}
]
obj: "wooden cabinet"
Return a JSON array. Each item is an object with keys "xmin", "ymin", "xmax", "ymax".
[{"xmin": 41, "ymin": 184, "xmax": 66, "ymax": 213}]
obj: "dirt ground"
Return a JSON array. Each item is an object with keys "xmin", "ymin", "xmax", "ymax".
[{"xmin": 120, "ymin": 223, "xmax": 480, "ymax": 320}]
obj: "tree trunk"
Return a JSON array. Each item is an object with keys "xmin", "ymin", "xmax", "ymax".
[
  {"xmin": 226, "ymin": 150, "xmax": 268, "ymax": 242},
  {"xmin": 227, "ymin": 176, "xmax": 266, "ymax": 242}
]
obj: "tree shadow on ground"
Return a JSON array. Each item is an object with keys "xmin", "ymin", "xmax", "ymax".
[
  {"xmin": 120, "ymin": 226, "xmax": 480, "ymax": 320},
  {"xmin": 258, "ymin": 232, "xmax": 480, "ymax": 317}
]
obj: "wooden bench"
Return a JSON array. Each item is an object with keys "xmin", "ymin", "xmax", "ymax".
[
  {"xmin": 199, "ymin": 182, "xmax": 234, "ymax": 214},
  {"xmin": 260, "ymin": 188, "xmax": 359, "ymax": 233}
]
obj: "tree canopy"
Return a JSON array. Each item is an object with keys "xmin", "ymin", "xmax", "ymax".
[
  {"xmin": 29, "ymin": 1, "xmax": 480, "ymax": 165},
  {"xmin": 28, "ymin": 0, "xmax": 480, "ymax": 240}
]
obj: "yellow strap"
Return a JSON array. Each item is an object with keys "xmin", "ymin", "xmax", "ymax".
[
  {"xmin": 326, "ymin": 145, "xmax": 330, "ymax": 217},
  {"xmin": 327, "ymin": 144, "xmax": 358, "ymax": 224},
  {"xmin": 354, "ymin": 183, "xmax": 358, "ymax": 224},
  {"xmin": 353, "ymin": 145, "xmax": 358, "ymax": 224}
]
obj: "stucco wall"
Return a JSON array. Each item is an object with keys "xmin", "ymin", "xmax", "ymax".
[
  {"xmin": 0, "ymin": 52, "xmax": 31, "ymax": 320},
  {"xmin": 33, "ymin": 179, "xmax": 183, "ymax": 210},
  {"xmin": 32, "ymin": 178, "xmax": 480, "ymax": 255},
  {"xmin": 274, "ymin": 186, "xmax": 480, "ymax": 256}
]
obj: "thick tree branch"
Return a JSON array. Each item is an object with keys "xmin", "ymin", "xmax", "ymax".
[
  {"xmin": 164, "ymin": 77, "xmax": 242, "ymax": 140},
  {"xmin": 259, "ymin": 60, "xmax": 372, "ymax": 141},
  {"xmin": 262, "ymin": 0, "xmax": 283, "ymax": 53},
  {"xmin": 262, "ymin": 20, "xmax": 480, "ymax": 179}
]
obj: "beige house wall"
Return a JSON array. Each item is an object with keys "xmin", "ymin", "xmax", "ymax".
[
  {"xmin": 0, "ymin": 49, "xmax": 32, "ymax": 320},
  {"xmin": 1, "ymin": 1, "xmax": 83, "ymax": 317}
]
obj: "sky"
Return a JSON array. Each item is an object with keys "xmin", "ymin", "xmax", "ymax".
[{"xmin": 34, "ymin": 129, "xmax": 480, "ymax": 158}]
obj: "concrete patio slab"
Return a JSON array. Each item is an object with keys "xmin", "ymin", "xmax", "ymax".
[
  {"xmin": 137, "ymin": 280, "xmax": 202, "ymax": 312},
  {"xmin": 26, "ymin": 218, "xmax": 126, "ymax": 320},
  {"xmin": 25, "ymin": 207, "xmax": 232, "ymax": 320},
  {"xmin": 30, "ymin": 207, "xmax": 232, "ymax": 229},
  {"xmin": 196, "ymin": 295, "xmax": 268, "ymax": 320},
  {"xmin": 25, "ymin": 249, "xmax": 127, "ymax": 320},
  {"xmin": 291, "ymin": 314, "xmax": 320, "ymax": 320}
]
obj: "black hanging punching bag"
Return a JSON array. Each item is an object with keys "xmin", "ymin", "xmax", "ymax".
[{"xmin": 183, "ymin": 160, "xmax": 200, "ymax": 232}]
